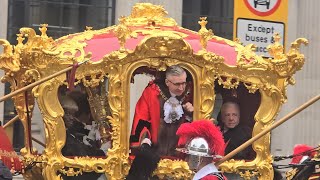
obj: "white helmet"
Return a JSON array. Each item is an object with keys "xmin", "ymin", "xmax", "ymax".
[{"xmin": 177, "ymin": 137, "xmax": 222, "ymax": 159}]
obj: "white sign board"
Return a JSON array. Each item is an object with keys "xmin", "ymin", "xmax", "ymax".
[{"xmin": 237, "ymin": 18, "xmax": 285, "ymax": 58}]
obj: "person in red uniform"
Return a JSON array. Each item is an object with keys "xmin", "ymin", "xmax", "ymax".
[
  {"xmin": 176, "ymin": 120, "xmax": 227, "ymax": 180},
  {"xmin": 130, "ymin": 65, "xmax": 193, "ymax": 157},
  {"xmin": 0, "ymin": 125, "xmax": 23, "ymax": 180}
]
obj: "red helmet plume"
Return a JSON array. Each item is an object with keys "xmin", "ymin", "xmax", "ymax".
[
  {"xmin": 176, "ymin": 119, "xmax": 225, "ymax": 156},
  {"xmin": 291, "ymin": 144, "xmax": 316, "ymax": 164}
]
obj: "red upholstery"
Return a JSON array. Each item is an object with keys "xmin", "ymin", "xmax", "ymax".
[{"xmin": 58, "ymin": 25, "xmax": 242, "ymax": 66}]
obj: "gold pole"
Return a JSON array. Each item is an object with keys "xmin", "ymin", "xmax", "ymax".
[
  {"xmin": 215, "ymin": 94, "xmax": 320, "ymax": 166},
  {"xmin": 0, "ymin": 60, "xmax": 88, "ymax": 103},
  {"xmin": 3, "ymin": 115, "xmax": 19, "ymax": 129},
  {"xmin": 32, "ymin": 137, "xmax": 45, "ymax": 147}
]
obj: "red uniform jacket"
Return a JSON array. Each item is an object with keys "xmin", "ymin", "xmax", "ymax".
[
  {"xmin": 130, "ymin": 81, "xmax": 192, "ymax": 150},
  {"xmin": 0, "ymin": 126, "xmax": 23, "ymax": 173}
]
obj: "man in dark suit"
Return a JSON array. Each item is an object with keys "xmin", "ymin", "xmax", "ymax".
[{"xmin": 220, "ymin": 101, "xmax": 255, "ymax": 160}]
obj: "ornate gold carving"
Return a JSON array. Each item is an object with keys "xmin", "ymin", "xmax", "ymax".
[
  {"xmin": 85, "ymin": 26, "xmax": 93, "ymax": 31},
  {"xmin": 0, "ymin": 3, "xmax": 308, "ymax": 180},
  {"xmin": 198, "ymin": 17, "xmax": 214, "ymax": 53},
  {"xmin": 103, "ymin": 34, "xmax": 194, "ymax": 66},
  {"xmin": 236, "ymin": 44, "xmax": 270, "ymax": 71},
  {"xmin": 24, "ymin": 69, "xmax": 41, "ymax": 84},
  {"xmin": 39, "ymin": 24, "xmax": 49, "ymax": 38},
  {"xmin": 153, "ymin": 159, "xmax": 193, "ymax": 179},
  {"xmin": 54, "ymin": 27, "xmax": 114, "ymax": 64},
  {"xmin": 268, "ymin": 33, "xmax": 308, "ymax": 85},
  {"xmin": 239, "ymin": 170, "xmax": 260, "ymax": 180},
  {"xmin": 216, "ymin": 76, "xmax": 240, "ymax": 89},
  {"xmin": 33, "ymin": 78, "xmax": 127, "ymax": 180},
  {"xmin": 81, "ymin": 72, "xmax": 106, "ymax": 87},
  {"xmin": 267, "ymin": 33, "xmax": 286, "ymax": 60},
  {"xmin": 125, "ymin": 3, "xmax": 177, "ymax": 26},
  {"xmin": 86, "ymin": 81, "xmax": 112, "ymax": 143},
  {"xmin": 0, "ymin": 73, "xmax": 16, "ymax": 91},
  {"xmin": 20, "ymin": 26, "xmax": 54, "ymax": 51},
  {"xmin": 114, "ymin": 16, "xmax": 132, "ymax": 52},
  {"xmin": 234, "ymin": 37, "xmax": 243, "ymax": 45},
  {"xmin": 266, "ymin": 33, "xmax": 308, "ymax": 102},
  {"xmin": 285, "ymin": 168, "xmax": 298, "ymax": 180},
  {"xmin": 132, "ymin": 27, "xmax": 188, "ymax": 39},
  {"xmin": 0, "ymin": 39, "xmax": 20, "ymax": 71},
  {"xmin": 58, "ymin": 167, "xmax": 83, "ymax": 176}
]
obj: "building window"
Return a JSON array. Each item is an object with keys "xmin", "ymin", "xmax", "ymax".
[
  {"xmin": 6, "ymin": 0, "xmax": 116, "ymax": 151},
  {"xmin": 7, "ymin": 0, "xmax": 116, "ymax": 42},
  {"xmin": 182, "ymin": 0, "xmax": 234, "ymax": 40}
]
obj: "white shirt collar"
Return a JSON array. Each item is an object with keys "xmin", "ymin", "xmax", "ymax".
[
  {"xmin": 193, "ymin": 163, "xmax": 219, "ymax": 180},
  {"xmin": 169, "ymin": 91, "xmax": 176, "ymax": 97}
]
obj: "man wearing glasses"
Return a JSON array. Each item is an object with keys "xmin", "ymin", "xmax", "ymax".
[{"xmin": 130, "ymin": 65, "xmax": 194, "ymax": 157}]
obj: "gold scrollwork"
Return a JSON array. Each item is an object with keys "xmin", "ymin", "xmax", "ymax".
[
  {"xmin": 154, "ymin": 159, "xmax": 193, "ymax": 179},
  {"xmin": 268, "ymin": 33, "xmax": 308, "ymax": 84},
  {"xmin": 237, "ymin": 44, "xmax": 271, "ymax": 71},
  {"xmin": 1, "ymin": 73, "xmax": 17, "ymax": 91},
  {"xmin": 239, "ymin": 170, "xmax": 260, "ymax": 180},
  {"xmin": 23, "ymin": 69, "xmax": 41, "ymax": 84},
  {"xmin": 0, "ymin": 3, "xmax": 308, "ymax": 180},
  {"xmin": 58, "ymin": 167, "xmax": 83, "ymax": 177},
  {"xmin": 81, "ymin": 73, "xmax": 106, "ymax": 87},
  {"xmin": 216, "ymin": 75, "xmax": 240, "ymax": 89},
  {"xmin": 200, "ymin": 67, "xmax": 216, "ymax": 119},
  {"xmin": 0, "ymin": 39, "xmax": 20, "ymax": 71},
  {"xmin": 114, "ymin": 16, "xmax": 132, "ymax": 52},
  {"xmin": 125, "ymin": 3, "xmax": 177, "ymax": 26}
]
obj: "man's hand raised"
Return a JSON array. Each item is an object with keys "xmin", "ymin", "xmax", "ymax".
[{"xmin": 182, "ymin": 102, "xmax": 194, "ymax": 113}]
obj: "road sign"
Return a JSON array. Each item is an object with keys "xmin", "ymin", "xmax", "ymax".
[
  {"xmin": 237, "ymin": 18, "xmax": 284, "ymax": 57},
  {"xmin": 244, "ymin": 0, "xmax": 281, "ymax": 16},
  {"xmin": 234, "ymin": 0, "xmax": 288, "ymax": 58}
]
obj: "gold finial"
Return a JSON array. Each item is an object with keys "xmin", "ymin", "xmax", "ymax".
[
  {"xmin": 198, "ymin": 17, "xmax": 214, "ymax": 53},
  {"xmin": 273, "ymin": 33, "xmax": 281, "ymax": 43},
  {"xmin": 85, "ymin": 26, "xmax": 93, "ymax": 31},
  {"xmin": 39, "ymin": 24, "xmax": 48, "ymax": 37},
  {"xmin": 198, "ymin": 17, "xmax": 208, "ymax": 30},
  {"xmin": 16, "ymin": 34, "xmax": 25, "ymax": 45},
  {"xmin": 114, "ymin": 16, "xmax": 132, "ymax": 52},
  {"xmin": 234, "ymin": 37, "xmax": 243, "ymax": 45},
  {"xmin": 267, "ymin": 33, "xmax": 285, "ymax": 59},
  {"xmin": 119, "ymin": 15, "xmax": 125, "ymax": 23}
]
